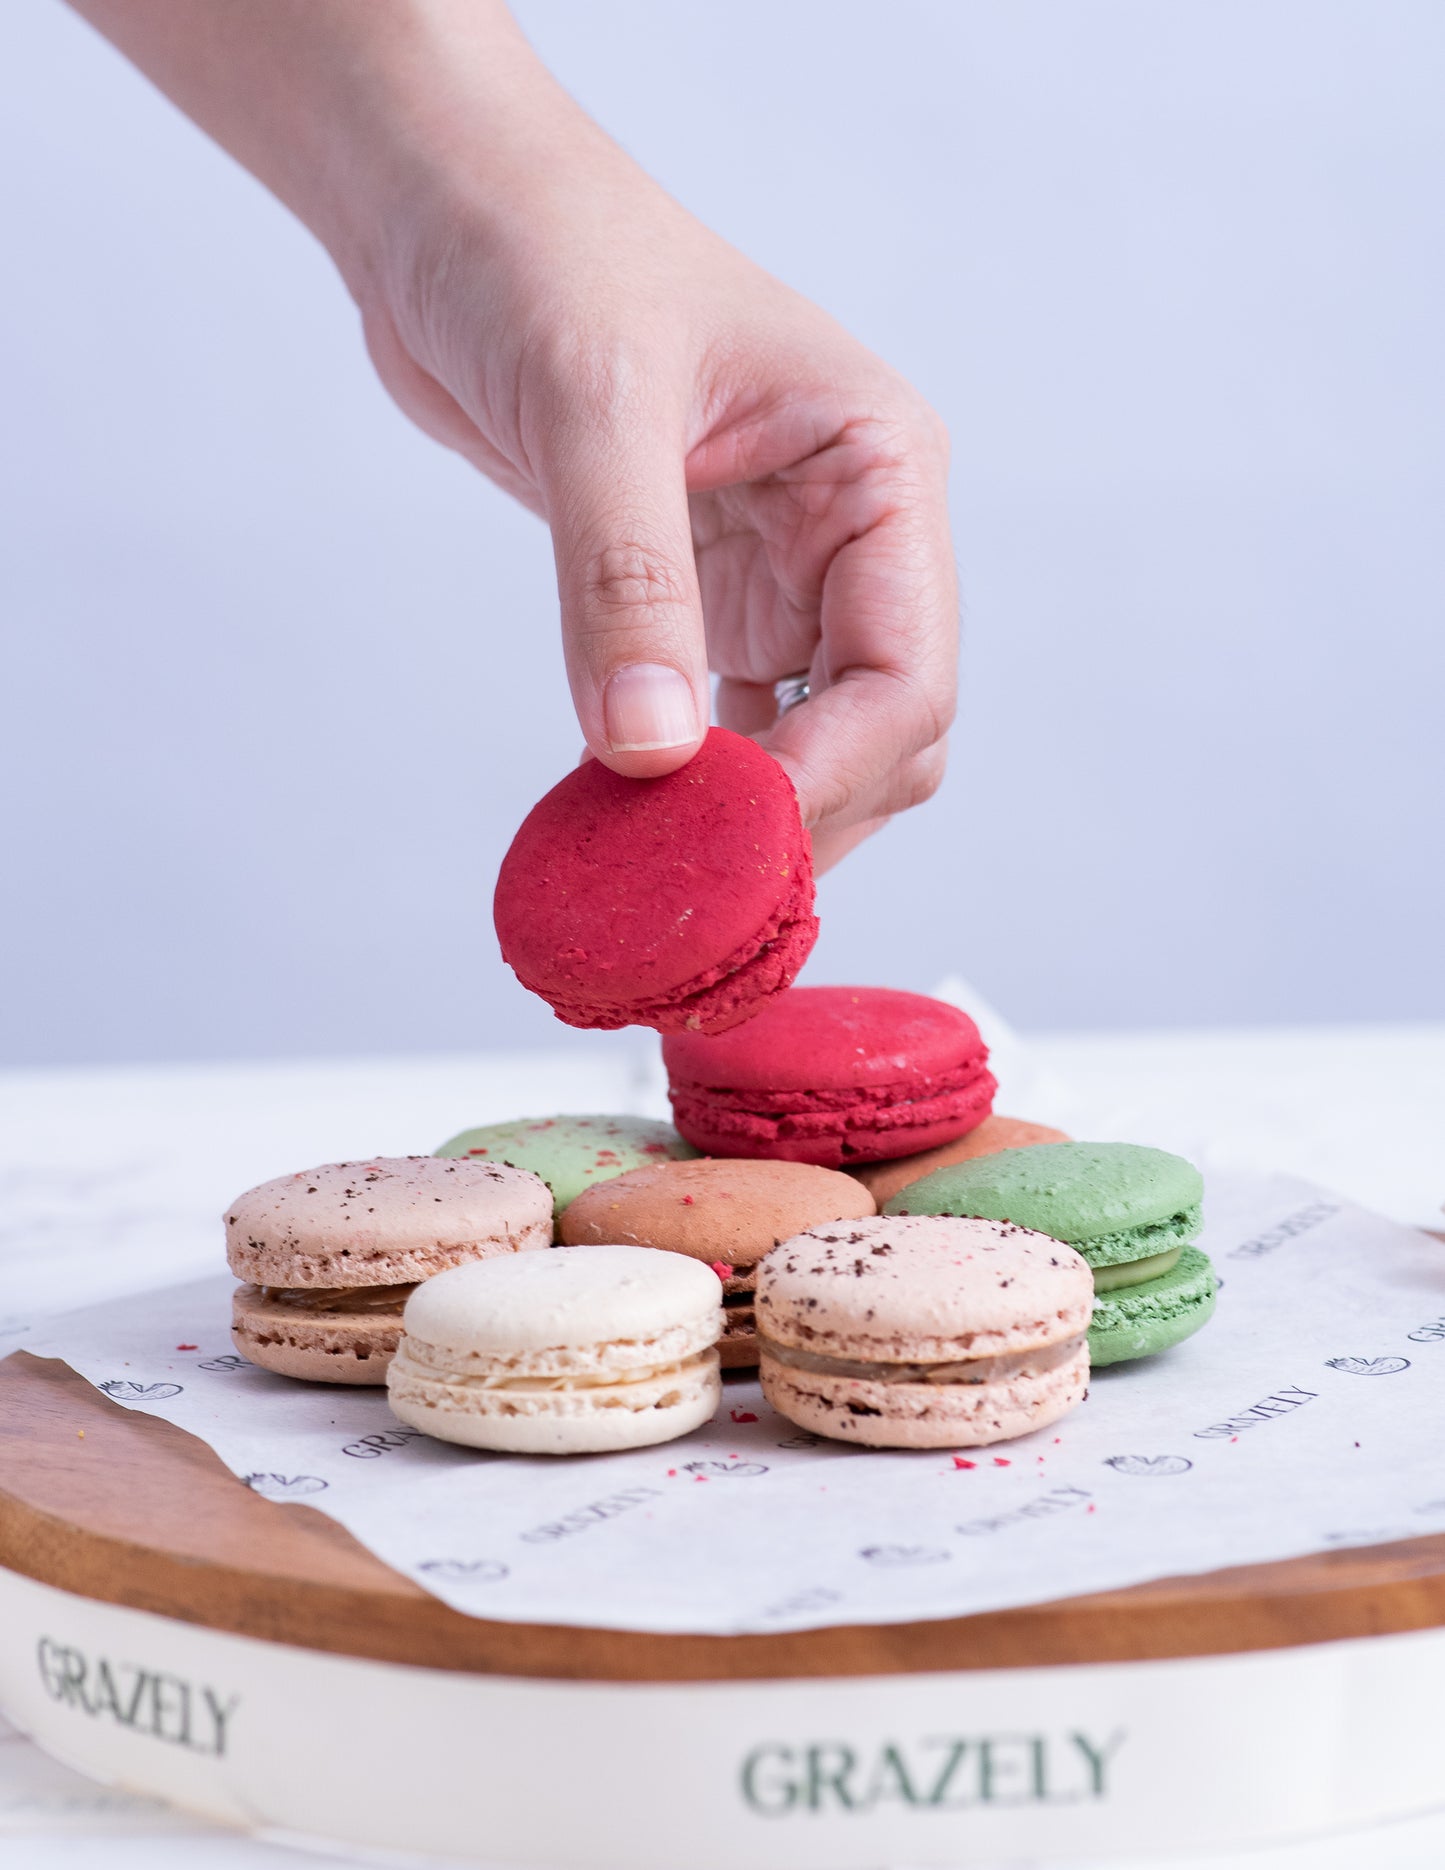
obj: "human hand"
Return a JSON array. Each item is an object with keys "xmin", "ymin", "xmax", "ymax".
[{"xmin": 72, "ymin": 0, "xmax": 958, "ymax": 870}]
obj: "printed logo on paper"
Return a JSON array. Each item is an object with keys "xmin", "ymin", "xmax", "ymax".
[
  {"xmin": 243, "ymin": 1472, "xmax": 328, "ymax": 1497},
  {"xmin": 98, "ymin": 1380, "xmax": 182, "ymax": 1401}
]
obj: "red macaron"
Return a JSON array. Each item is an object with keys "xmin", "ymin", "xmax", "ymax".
[
  {"xmin": 663, "ymin": 985, "xmax": 997, "ymax": 1166},
  {"xmin": 493, "ymin": 729, "xmax": 818, "ymax": 1034}
]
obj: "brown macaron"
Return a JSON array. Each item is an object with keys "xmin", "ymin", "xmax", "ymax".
[
  {"xmin": 850, "ymin": 1115, "xmax": 1070, "ymax": 1207},
  {"xmin": 558, "ymin": 1157, "xmax": 876, "ymax": 1367},
  {"xmin": 226, "ymin": 1156, "xmax": 553, "ymax": 1385}
]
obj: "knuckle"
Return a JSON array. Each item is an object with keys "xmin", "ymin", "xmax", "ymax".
[
  {"xmin": 903, "ymin": 745, "xmax": 948, "ymax": 809},
  {"xmin": 583, "ymin": 541, "xmax": 692, "ymax": 621}
]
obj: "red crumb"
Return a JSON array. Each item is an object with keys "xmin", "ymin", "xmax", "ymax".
[
  {"xmin": 953, "ymin": 1457, "xmax": 976, "ymax": 1470},
  {"xmin": 176, "ymin": 1344, "xmax": 198, "ymax": 1351},
  {"xmin": 709, "ymin": 1261, "xmax": 734, "ymax": 1279},
  {"xmin": 681, "ymin": 1195, "xmax": 696, "ymax": 1205},
  {"xmin": 694, "ymin": 1474, "xmax": 708, "ymax": 1483},
  {"xmin": 666, "ymin": 1469, "xmax": 677, "ymax": 1477},
  {"xmin": 1087, "ymin": 1504, "xmax": 1097, "ymax": 1514},
  {"xmin": 993, "ymin": 1457, "xmax": 1011, "ymax": 1467},
  {"xmin": 730, "ymin": 1409, "xmax": 759, "ymax": 1424}
]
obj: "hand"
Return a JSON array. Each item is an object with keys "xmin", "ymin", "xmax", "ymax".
[{"xmin": 70, "ymin": 0, "xmax": 958, "ymax": 870}]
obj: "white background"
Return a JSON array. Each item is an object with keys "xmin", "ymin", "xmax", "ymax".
[{"xmin": 3, "ymin": 0, "xmax": 1443, "ymax": 1068}]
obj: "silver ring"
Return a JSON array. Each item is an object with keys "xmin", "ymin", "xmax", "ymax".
[{"xmin": 773, "ymin": 672, "xmax": 811, "ymax": 716}]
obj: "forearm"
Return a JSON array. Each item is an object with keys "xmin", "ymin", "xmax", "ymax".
[{"xmin": 64, "ymin": 0, "xmax": 589, "ymax": 294}]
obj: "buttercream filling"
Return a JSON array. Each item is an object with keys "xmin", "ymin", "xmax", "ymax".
[
  {"xmin": 1090, "ymin": 1246, "xmax": 1182, "ymax": 1294},
  {"xmin": 251, "ymin": 1283, "xmax": 415, "ymax": 1316},
  {"xmin": 401, "ymin": 1348, "xmax": 715, "ymax": 1393},
  {"xmin": 759, "ymin": 1333, "xmax": 1086, "ymax": 1386}
]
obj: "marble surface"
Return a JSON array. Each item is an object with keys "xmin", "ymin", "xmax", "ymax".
[{"xmin": 3, "ymin": 1016, "xmax": 1443, "ymax": 1867}]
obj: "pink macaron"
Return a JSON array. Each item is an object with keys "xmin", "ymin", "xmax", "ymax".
[
  {"xmin": 226, "ymin": 1156, "xmax": 553, "ymax": 1384},
  {"xmin": 754, "ymin": 1214, "xmax": 1093, "ymax": 1447}
]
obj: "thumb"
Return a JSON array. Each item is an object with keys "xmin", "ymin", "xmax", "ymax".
[{"xmin": 544, "ymin": 415, "xmax": 709, "ymax": 779}]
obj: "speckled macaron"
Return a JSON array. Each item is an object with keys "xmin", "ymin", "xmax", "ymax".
[
  {"xmin": 387, "ymin": 1244, "xmax": 723, "ymax": 1453},
  {"xmin": 755, "ymin": 1215, "xmax": 1093, "ymax": 1448},
  {"xmin": 851, "ymin": 1115, "xmax": 1070, "ymax": 1206},
  {"xmin": 884, "ymin": 1141, "xmax": 1216, "ymax": 1367},
  {"xmin": 226, "ymin": 1157, "xmax": 553, "ymax": 1385},
  {"xmin": 558, "ymin": 1157, "xmax": 876, "ymax": 1368},
  {"xmin": 434, "ymin": 1113, "xmax": 696, "ymax": 1224}
]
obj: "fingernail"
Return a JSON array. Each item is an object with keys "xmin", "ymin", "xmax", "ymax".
[{"xmin": 603, "ymin": 663, "xmax": 700, "ymax": 752}]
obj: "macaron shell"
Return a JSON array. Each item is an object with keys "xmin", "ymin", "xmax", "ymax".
[
  {"xmin": 883, "ymin": 1142, "xmax": 1205, "ymax": 1269},
  {"xmin": 663, "ymin": 986, "xmax": 988, "ymax": 1093},
  {"xmin": 225, "ymin": 1158, "xmax": 553, "ymax": 1287},
  {"xmin": 434, "ymin": 1114, "xmax": 697, "ymax": 1220},
  {"xmin": 492, "ymin": 727, "xmax": 817, "ymax": 1032},
  {"xmin": 558, "ymin": 1158, "xmax": 876, "ymax": 1265},
  {"xmin": 755, "ymin": 1215, "xmax": 1094, "ymax": 1362},
  {"xmin": 231, "ymin": 1286, "xmax": 401, "ymax": 1386},
  {"xmin": 759, "ymin": 1341, "xmax": 1088, "ymax": 1449},
  {"xmin": 388, "ymin": 1350, "xmax": 721, "ymax": 1454},
  {"xmin": 851, "ymin": 1116, "xmax": 1069, "ymax": 1205},
  {"xmin": 399, "ymin": 1244, "xmax": 721, "ymax": 1362},
  {"xmin": 1089, "ymin": 1245, "xmax": 1218, "ymax": 1367}
]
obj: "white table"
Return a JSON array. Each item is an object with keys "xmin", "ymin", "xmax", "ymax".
[{"xmin": 3, "ymin": 1013, "xmax": 1443, "ymax": 1868}]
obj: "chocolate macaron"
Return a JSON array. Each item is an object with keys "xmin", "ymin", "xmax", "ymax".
[
  {"xmin": 226, "ymin": 1157, "xmax": 553, "ymax": 1384},
  {"xmin": 559, "ymin": 1156, "xmax": 876, "ymax": 1367},
  {"xmin": 852, "ymin": 1115, "xmax": 1069, "ymax": 1206}
]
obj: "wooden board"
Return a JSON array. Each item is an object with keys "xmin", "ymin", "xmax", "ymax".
[{"xmin": 6, "ymin": 1348, "xmax": 1445, "ymax": 1683}]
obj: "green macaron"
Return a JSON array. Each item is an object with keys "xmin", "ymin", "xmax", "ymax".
[
  {"xmin": 434, "ymin": 1114, "xmax": 697, "ymax": 1222},
  {"xmin": 1088, "ymin": 1245, "xmax": 1218, "ymax": 1367},
  {"xmin": 882, "ymin": 1141, "xmax": 1216, "ymax": 1366}
]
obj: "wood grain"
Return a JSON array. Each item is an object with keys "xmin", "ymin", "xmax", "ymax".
[{"xmin": 4, "ymin": 1349, "xmax": 1444, "ymax": 1682}]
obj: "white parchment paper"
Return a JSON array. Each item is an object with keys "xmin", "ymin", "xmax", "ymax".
[{"xmin": 21, "ymin": 1171, "xmax": 1445, "ymax": 1635}]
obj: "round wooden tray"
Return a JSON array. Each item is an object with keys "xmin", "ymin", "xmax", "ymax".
[{"xmin": 6, "ymin": 1348, "xmax": 1445, "ymax": 1682}]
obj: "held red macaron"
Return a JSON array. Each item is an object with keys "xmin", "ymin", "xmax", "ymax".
[
  {"xmin": 493, "ymin": 728, "xmax": 818, "ymax": 1034},
  {"xmin": 663, "ymin": 985, "xmax": 997, "ymax": 1168}
]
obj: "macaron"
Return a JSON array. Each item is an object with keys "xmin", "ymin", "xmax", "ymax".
[
  {"xmin": 558, "ymin": 1157, "xmax": 877, "ymax": 1368},
  {"xmin": 387, "ymin": 1245, "xmax": 723, "ymax": 1453},
  {"xmin": 433, "ymin": 1114, "xmax": 697, "ymax": 1223},
  {"xmin": 755, "ymin": 1215, "xmax": 1093, "ymax": 1448},
  {"xmin": 663, "ymin": 985, "xmax": 997, "ymax": 1167},
  {"xmin": 226, "ymin": 1157, "xmax": 553, "ymax": 1385},
  {"xmin": 493, "ymin": 727, "xmax": 818, "ymax": 1034},
  {"xmin": 851, "ymin": 1115, "xmax": 1070, "ymax": 1206},
  {"xmin": 883, "ymin": 1141, "xmax": 1216, "ymax": 1367}
]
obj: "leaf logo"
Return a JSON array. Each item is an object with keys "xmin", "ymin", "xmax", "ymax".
[
  {"xmin": 243, "ymin": 1473, "xmax": 328, "ymax": 1497},
  {"xmin": 860, "ymin": 1544, "xmax": 951, "ymax": 1567},
  {"xmin": 418, "ymin": 1559, "xmax": 509, "ymax": 1584},
  {"xmin": 99, "ymin": 1380, "xmax": 183, "ymax": 1401},
  {"xmin": 1104, "ymin": 1455, "xmax": 1193, "ymax": 1477},
  {"xmin": 1326, "ymin": 1356, "xmax": 1411, "ymax": 1377},
  {"xmin": 681, "ymin": 1458, "xmax": 769, "ymax": 1478}
]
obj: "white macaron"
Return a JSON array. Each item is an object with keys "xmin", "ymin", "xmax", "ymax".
[{"xmin": 386, "ymin": 1244, "xmax": 723, "ymax": 1454}]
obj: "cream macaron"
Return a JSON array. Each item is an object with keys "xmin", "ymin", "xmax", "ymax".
[
  {"xmin": 387, "ymin": 1244, "xmax": 723, "ymax": 1454},
  {"xmin": 226, "ymin": 1157, "xmax": 553, "ymax": 1385},
  {"xmin": 755, "ymin": 1215, "xmax": 1093, "ymax": 1448}
]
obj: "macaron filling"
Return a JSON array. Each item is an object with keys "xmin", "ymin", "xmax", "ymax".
[
  {"xmin": 393, "ymin": 1348, "xmax": 716, "ymax": 1394},
  {"xmin": 253, "ymin": 1283, "xmax": 414, "ymax": 1315},
  {"xmin": 1089, "ymin": 1246, "xmax": 1183, "ymax": 1292},
  {"xmin": 760, "ymin": 1332, "xmax": 1087, "ymax": 1386}
]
